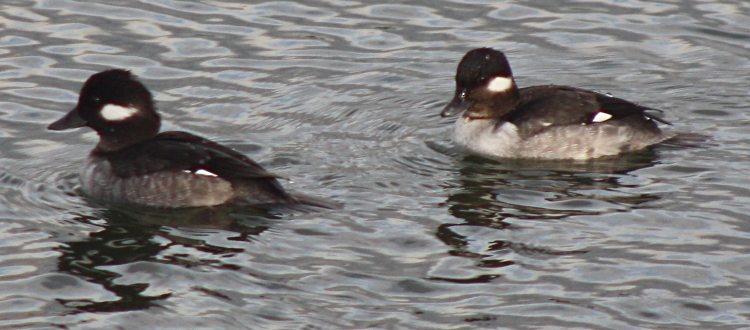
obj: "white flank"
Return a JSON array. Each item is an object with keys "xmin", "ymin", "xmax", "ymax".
[
  {"xmin": 194, "ymin": 169, "xmax": 218, "ymax": 177},
  {"xmin": 486, "ymin": 76, "xmax": 513, "ymax": 93},
  {"xmin": 101, "ymin": 104, "xmax": 138, "ymax": 121},
  {"xmin": 592, "ymin": 112, "xmax": 613, "ymax": 123}
]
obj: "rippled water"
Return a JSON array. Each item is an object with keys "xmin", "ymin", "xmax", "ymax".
[{"xmin": 1, "ymin": 0, "xmax": 749, "ymax": 328}]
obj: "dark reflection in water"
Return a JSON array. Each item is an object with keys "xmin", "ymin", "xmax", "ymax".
[
  {"xmin": 446, "ymin": 148, "xmax": 662, "ymax": 221},
  {"xmin": 56, "ymin": 206, "xmax": 273, "ymax": 313},
  {"xmin": 2, "ymin": 0, "xmax": 748, "ymax": 328},
  {"xmin": 434, "ymin": 149, "xmax": 664, "ymax": 283}
]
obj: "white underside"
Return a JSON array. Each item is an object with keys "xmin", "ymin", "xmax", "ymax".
[
  {"xmin": 452, "ymin": 117, "xmax": 667, "ymax": 160},
  {"xmin": 454, "ymin": 118, "xmax": 521, "ymax": 158}
]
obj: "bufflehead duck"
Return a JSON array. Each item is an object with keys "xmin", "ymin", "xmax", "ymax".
[
  {"xmin": 441, "ymin": 48, "xmax": 673, "ymax": 160},
  {"xmin": 48, "ymin": 69, "xmax": 330, "ymax": 208}
]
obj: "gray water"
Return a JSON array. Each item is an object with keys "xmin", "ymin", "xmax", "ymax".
[{"xmin": 1, "ymin": 0, "xmax": 749, "ymax": 329}]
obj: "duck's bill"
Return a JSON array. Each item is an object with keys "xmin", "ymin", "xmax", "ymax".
[
  {"xmin": 440, "ymin": 95, "xmax": 471, "ymax": 117},
  {"xmin": 48, "ymin": 108, "xmax": 86, "ymax": 130}
]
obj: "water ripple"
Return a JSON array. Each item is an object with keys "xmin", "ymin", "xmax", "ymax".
[{"xmin": 1, "ymin": 0, "xmax": 749, "ymax": 328}]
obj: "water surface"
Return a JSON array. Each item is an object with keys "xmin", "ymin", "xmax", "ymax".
[{"xmin": 1, "ymin": 0, "xmax": 749, "ymax": 328}]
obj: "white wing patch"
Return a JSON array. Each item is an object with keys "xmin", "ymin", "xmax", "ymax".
[
  {"xmin": 101, "ymin": 104, "xmax": 138, "ymax": 121},
  {"xmin": 592, "ymin": 112, "xmax": 613, "ymax": 123},
  {"xmin": 193, "ymin": 169, "xmax": 218, "ymax": 177},
  {"xmin": 486, "ymin": 76, "xmax": 513, "ymax": 93}
]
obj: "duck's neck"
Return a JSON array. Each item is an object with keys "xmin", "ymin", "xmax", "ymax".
[
  {"xmin": 464, "ymin": 88, "xmax": 520, "ymax": 120},
  {"xmin": 93, "ymin": 121, "xmax": 160, "ymax": 153}
]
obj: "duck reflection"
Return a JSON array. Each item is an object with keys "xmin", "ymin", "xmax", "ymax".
[
  {"xmin": 55, "ymin": 205, "xmax": 276, "ymax": 312},
  {"xmin": 435, "ymin": 149, "xmax": 664, "ymax": 281},
  {"xmin": 446, "ymin": 148, "xmax": 662, "ymax": 220}
]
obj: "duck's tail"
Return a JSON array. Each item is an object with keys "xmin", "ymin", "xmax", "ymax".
[{"xmin": 290, "ymin": 193, "xmax": 343, "ymax": 210}]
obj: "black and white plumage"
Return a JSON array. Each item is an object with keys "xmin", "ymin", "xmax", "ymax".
[
  {"xmin": 441, "ymin": 48, "xmax": 673, "ymax": 160},
  {"xmin": 49, "ymin": 69, "xmax": 331, "ymax": 208}
]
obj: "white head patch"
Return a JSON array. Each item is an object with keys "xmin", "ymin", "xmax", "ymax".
[
  {"xmin": 486, "ymin": 76, "xmax": 513, "ymax": 93},
  {"xmin": 100, "ymin": 104, "xmax": 138, "ymax": 121},
  {"xmin": 592, "ymin": 112, "xmax": 613, "ymax": 123}
]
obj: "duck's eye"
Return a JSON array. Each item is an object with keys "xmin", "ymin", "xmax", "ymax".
[{"xmin": 91, "ymin": 97, "xmax": 101, "ymax": 104}]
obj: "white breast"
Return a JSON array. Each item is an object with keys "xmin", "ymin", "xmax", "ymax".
[
  {"xmin": 449, "ymin": 109, "xmax": 671, "ymax": 159},
  {"xmin": 453, "ymin": 118, "xmax": 521, "ymax": 158}
]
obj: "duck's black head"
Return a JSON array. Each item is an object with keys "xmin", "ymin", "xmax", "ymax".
[
  {"xmin": 441, "ymin": 48, "xmax": 520, "ymax": 119},
  {"xmin": 48, "ymin": 69, "xmax": 161, "ymax": 152}
]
